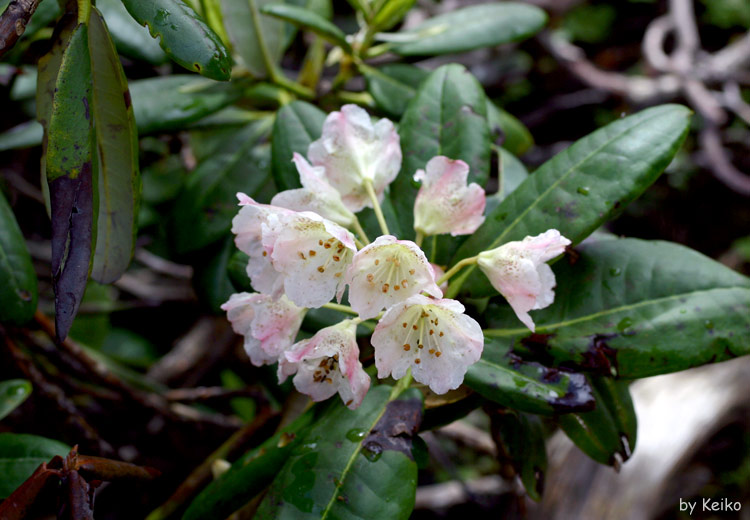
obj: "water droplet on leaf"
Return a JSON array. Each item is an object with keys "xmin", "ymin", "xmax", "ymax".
[
  {"xmin": 609, "ymin": 268, "xmax": 621, "ymax": 277},
  {"xmin": 616, "ymin": 317, "xmax": 633, "ymax": 332},
  {"xmin": 345, "ymin": 428, "xmax": 368, "ymax": 442},
  {"xmin": 577, "ymin": 187, "xmax": 590, "ymax": 195}
]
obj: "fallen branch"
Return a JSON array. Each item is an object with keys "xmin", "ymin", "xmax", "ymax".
[{"xmin": 0, "ymin": 0, "xmax": 42, "ymax": 59}]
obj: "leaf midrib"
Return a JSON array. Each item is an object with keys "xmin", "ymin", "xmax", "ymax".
[{"xmin": 484, "ymin": 286, "xmax": 750, "ymax": 337}]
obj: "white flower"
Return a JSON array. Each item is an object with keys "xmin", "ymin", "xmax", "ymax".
[
  {"xmin": 282, "ymin": 320, "xmax": 370, "ymax": 409},
  {"xmin": 221, "ymin": 292, "xmax": 305, "ymax": 366},
  {"xmin": 413, "ymin": 156, "xmax": 486, "ymax": 236},
  {"xmin": 477, "ymin": 229, "xmax": 571, "ymax": 331},
  {"xmin": 371, "ymin": 294, "xmax": 484, "ymax": 394},
  {"xmin": 345, "ymin": 235, "xmax": 442, "ymax": 320},
  {"xmin": 308, "ymin": 104, "xmax": 401, "ymax": 212},
  {"xmin": 271, "ymin": 153, "xmax": 356, "ymax": 228}
]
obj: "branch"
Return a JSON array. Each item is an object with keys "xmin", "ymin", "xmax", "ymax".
[{"xmin": 0, "ymin": 0, "xmax": 42, "ymax": 59}]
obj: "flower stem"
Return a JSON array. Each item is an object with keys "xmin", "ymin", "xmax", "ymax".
[
  {"xmin": 77, "ymin": 0, "xmax": 91, "ymax": 23},
  {"xmin": 414, "ymin": 230, "xmax": 425, "ymax": 248},
  {"xmin": 436, "ymin": 256, "xmax": 478, "ymax": 286},
  {"xmin": 363, "ymin": 179, "xmax": 389, "ymax": 236},
  {"xmin": 390, "ymin": 368, "xmax": 412, "ymax": 399},
  {"xmin": 322, "ymin": 302, "xmax": 359, "ymax": 316},
  {"xmin": 352, "ymin": 217, "xmax": 371, "ymax": 246}
]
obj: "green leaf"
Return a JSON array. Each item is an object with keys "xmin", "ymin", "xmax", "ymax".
[
  {"xmin": 0, "ymin": 191, "xmax": 38, "ymax": 325},
  {"xmin": 486, "ymin": 146, "xmax": 530, "ymax": 217},
  {"xmin": 391, "ymin": 64, "xmax": 491, "ymax": 239},
  {"xmin": 89, "ymin": 7, "xmax": 141, "ymax": 284},
  {"xmin": 371, "ymin": 0, "xmax": 416, "ymax": 32},
  {"xmin": 450, "ymin": 104, "xmax": 692, "ymax": 298},
  {"xmin": 391, "ymin": 3, "xmax": 547, "ymax": 56},
  {"xmin": 227, "ymin": 250, "xmax": 252, "ymax": 291},
  {"xmin": 489, "ymin": 410, "xmax": 547, "ymax": 501},
  {"xmin": 96, "ymin": 0, "xmax": 168, "ymax": 64},
  {"xmin": 558, "ymin": 377, "xmax": 635, "ymax": 466},
  {"xmin": 172, "ymin": 120, "xmax": 273, "ymax": 254},
  {"xmin": 193, "ymin": 237, "xmax": 236, "ymax": 313},
  {"xmin": 271, "ymin": 101, "xmax": 326, "ymax": 191},
  {"xmin": 184, "ymin": 410, "xmax": 316, "ymax": 520},
  {"xmin": 465, "ymin": 337, "xmax": 594, "ymax": 415},
  {"xmin": 119, "ymin": 0, "xmax": 232, "ymax": 80},
  {"xmin": 484, "ymin": 238, "xmax": 750, "ymax": 378},
  {"xmin": 220, "ymin": 0, "xmax": 285, "ymax": 78},
  {"xmin": 255, "ymin": 386, "xmax": 423, "ymax": 519},
  {"xmin": 486, "ymin": 101, "xmax": 533, "ymax": 156},
  {"xmin": 261, "ymin": 4, "xmax": 351, "ymax": 51},
  {"xmin": 45, "ymin": 23, "xmax": 96, "ymax": 342},
  {"xmin": 129, "ymin": 75, "xmax": 244, "ymax": 134},
  {"xmin": 361, "ymin": 63, "xmax": 427, "ymax": 118},
  {"xmin": 0, "ymin": 433, "xmax": 69, "ymax": 499},
  {"xmin": 0, "ymin": 380, "xmax": 32, "ymax": 421}
]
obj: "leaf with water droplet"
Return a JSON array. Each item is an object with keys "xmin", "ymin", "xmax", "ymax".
[
  {"xmin": 0, "ymin": 380, "xmax": 32, "ymax": 421},
  {"xmin": 577, "ymin": 186, "xmax": 590, "ymax": 195}
]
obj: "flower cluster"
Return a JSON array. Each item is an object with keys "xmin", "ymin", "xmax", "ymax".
[{"xmin": 222, "ymin": 104, "xmax": 570, "ymax": 409}]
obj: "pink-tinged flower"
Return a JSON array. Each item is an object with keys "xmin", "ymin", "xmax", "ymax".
[
  {"xmin": 477, "ymin": 230, "xmax": 572, "ymax": 331},
  {"xmin": 413, "ymin": 156, "xmax": 486, "ymax": 236},
  {"xmin": 231, "ymin": 193, "xmax": 292, "ymax": 295},
  {"xmin": 271, "ymin": 153, "xmax": 356, "ymax": 228},
  {"xmin": 371, "ymin": 295, "xmax": 484, "ymax": 394},
  {"xmin": 267, "ymin": 211, "xmax": 357, "ymax": 308},
  {"xmin": 221, "ymin": 292, "xmax": 305, "ymax": 366},
  {"xmin": 308, "ymin": 104, "xmax": 401, "ymax": 212},
  {"xmin": 345, "ymin": 235, "xmax": 442, "ymax": 320},
  {"xmin": 282, "ymin": 320, "xmax": 370, "ymax": 409}
]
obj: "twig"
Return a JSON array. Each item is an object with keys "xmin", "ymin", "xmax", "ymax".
[
  {"xmin": 414, "ymin": 475, "xmax": 514, "ymax": 510},
  {"xmin": 0, "ymin": 0, "xmax": 42, "ymax": 59},
  {"xmin": 437, "ymin": 421, "xmax": 497, "ymax": 456},
  {"xmin": 699, "ymin": 126, "xmax": 750, "ymax": 195},
  {"xmin": 164, "ymin": 386, "xmax": 268, "ymax": 403}
]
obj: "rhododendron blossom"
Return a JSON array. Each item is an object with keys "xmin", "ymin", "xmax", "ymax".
[
  {"xmin": 477, "ymin": 229, "xmax": 571, "ymax": 331},
  {"xmin": 282, "ymin": 320, "xmax": 370, "ymax": 409},
  {"xmin": 308, "ymin": 104, "xmax": 401, "ymax": 212},
  {"xmin": 413, "ymin": 156, "xmax": 486, "ymax": 236},
  {"xmin": 345, "ymin": 235, "xmax": 442, "ymax": 319},
  {"xmin": 270, "ymin": 153, "xmax": 356, "ymax": 228},
  {"xmin": 221, "ymin": 292, "xmax": 305, "ymax": 366},
  {"xmin": 231, "ymin": 194, "xmax": 357, "ymax": 308},
  {"xmin": 371, "ymin": 295, "xmax": 484, "ymax": 394}
]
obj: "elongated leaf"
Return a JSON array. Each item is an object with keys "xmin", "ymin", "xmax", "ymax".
[
  {"xmin": 489, "ymin": 410, "xmax": 547, "ymax": 501},
  {"xmin": 184, "ymin": 411, "xmax": 315, "ymax": 520},
  {"xmin": 0, "ymin": 380, "xmax": 32, "ymax": 421},
  {"xmin": 89, "ymin": 8, "xmax": 141, "ymax": 284},
  {"xmin": 130, "ymin": 75, "xmax": 243, "ymax": 134},
  {"xmin": 96, "ymin": 0, "xmax": 167, "ymax": 64},
  {"xmin": 46, "ymin": 23, "xmax": 96, "ymax": 342},
  {"xmin": 485, "ymin": 146, "xmax": 530, "ymax": 217},
  {"xmin": 261, "ymin": 4, "xmax": 350, "ymax": 51},
  {"xmin": 391, "ymin": 3, "xmax": 546, "ymax": 56},
  {"xmin": 271, "ymin": 101, "xmax": 326, "ymax": 191},
  {"xmin": 172, "ymin": 120, "xmax": 273, "ymax": 254},
  {"xmin": 465, "ymin": 338, "xmax": 594, "ymax": 415},
  {"xmin": 362, "ymin": 63, "xmax": 427, "ymax": 118},
  {"xmin": 120, "ymin": 0, "xmax": 231, "ymax": 80},
  {"xmin": 450, "ymin": 104, "xmax": 692, "ymax": 298},
  {"xmin": 255, "ymin": 386, "xmax": 423, "ymax": 519},
  {"xmin": 558, "ymin": 377, "xmax": 635, "ymax": 466},
  {"xmin": 371, "ymin": 0, "xmax": 415, "ymax": 32},
  {"xmin": 220, "ymin": 0, "xmax": 285, "ymax": 78},
  {"xmin": 487, "ymin": 101, "xmax": 533, "ymax": 156},
  {"xmin": 391, "ymin": 64, "xmax": 490, "ymax": 239},
  {"xmin": 483, "ymin": 238, "xmax": 750, "ymax": 378},
  {"xmin": 0, "ymin": 192, "xmax": 38, "ymax": 325},
  {"xmin": 193, "ymin": 237, "xmax": 236, "ymax": 313},
  {"xmin": 0, "ymin": 433, "xmax": 69, "ymax": 499}
]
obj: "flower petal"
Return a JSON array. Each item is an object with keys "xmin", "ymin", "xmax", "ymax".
[
  {"xmin": 271, "ymin": 154, "xmax": 356, "ymax": 228},
  {"xmin": 345, "ymin": 235, "xmax": 442, "ymax": 319},
  {"xmin": 371, "ymin": 294, "xmax": 484, "ymax": 394},
  {"xmin": 413, "ymin": 156, "xmax": 486, "ymax": 236},
  {"xmin": 477, "ymin": 229, "xmax": 571, "ymax": 331},
  {"xmin": 308, "ymin": 104, "xmax": 401, "ymax": 212},
  {"xmin": 221, "ymin": 292, "xmax": 305, "ymax": 366}
]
